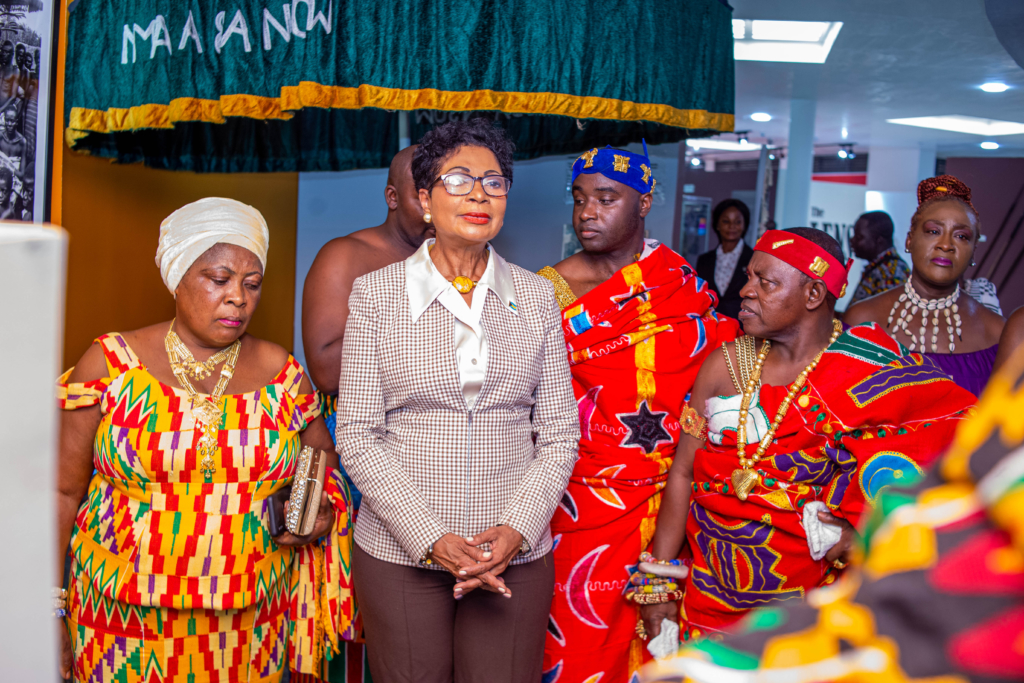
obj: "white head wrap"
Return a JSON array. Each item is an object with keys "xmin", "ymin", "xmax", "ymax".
[{"xmin": 155, "ymin": 197, "xmax": 270, "ymax": 295}]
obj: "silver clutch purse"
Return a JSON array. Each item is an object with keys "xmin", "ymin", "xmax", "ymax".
[{"xmin": 287, "ymin": 445, "xmax": 327, "ymax": 536}]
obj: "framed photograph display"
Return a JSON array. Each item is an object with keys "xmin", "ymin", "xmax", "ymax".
[{"xmin": 0, "ymin": 0, "xmax": 57, "ymax": 222}]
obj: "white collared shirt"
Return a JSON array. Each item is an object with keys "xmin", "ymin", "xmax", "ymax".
[
  {"xmin": 405, "ymin": 239, "xmax": 518, "ymax": 409},
  {"xmin": 714, "ymin": 242, "xmax": 743, "ymax": 294}
]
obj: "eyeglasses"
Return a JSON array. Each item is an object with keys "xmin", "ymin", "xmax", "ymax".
[{"xmin": 432, "ymin": 173, "xmax": 512, "ymax": 197}]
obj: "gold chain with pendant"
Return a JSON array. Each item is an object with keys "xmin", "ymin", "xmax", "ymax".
[
  {"xmin": 731, "ymin": 319, "xmax": 843, "ymax": 501},
  {"xmin": 164, "ymin": 320, "xmax": 241, "ymax": 481}
]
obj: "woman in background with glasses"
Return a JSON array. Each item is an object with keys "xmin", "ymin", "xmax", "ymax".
[{"xmin": 335, "ymin": 118, "xmax": 579, "ymax": 683}]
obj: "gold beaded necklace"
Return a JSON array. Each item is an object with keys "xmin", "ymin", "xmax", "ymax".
[
  {"xmin": 731, "ymin": 318, "xmax": 843, "ymax": 501},
  {"xmin": 164, "ymin": 320, "xmax": 242, "ymax": 481}
]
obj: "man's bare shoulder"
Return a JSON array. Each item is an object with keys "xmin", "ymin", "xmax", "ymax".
[
  {"xmin": 549, "ymin": 251, "xmax": 588, "ymax": 279},
  {"xmin": 693, "ymin": 338, "xmax": 736, "ymax": 406},
  {"xmin": 307, "ymin": 226, "xmax": 405, "ymax": 285}
]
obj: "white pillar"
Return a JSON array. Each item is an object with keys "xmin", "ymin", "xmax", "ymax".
[
  {"xmin": 780, "ymin": 98, "xmax": 817, "ymax": 229},
  {"xmin": 779, "ymin": 65, "xmax": 822, "ymax": 229},
  {"xmin": 0, "ymin": 224, "xmax": 66, "ymax": 680},
  {"xmin": 865, "ymin": 146, "xmax": 925, "ymax": 253}
]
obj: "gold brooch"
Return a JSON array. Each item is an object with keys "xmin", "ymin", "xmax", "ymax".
[
  {"xmin": 613, "ymin": 154, "xmax": 630, "ymax": 173},
  {"xmin": 772, "ymin": 239, "xmax": 795, "ymax": 249}
]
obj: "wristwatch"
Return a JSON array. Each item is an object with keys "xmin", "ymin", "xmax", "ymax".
[{"xmin": 499, "ymin": 524, "xmax": 531, "ymax": 556}]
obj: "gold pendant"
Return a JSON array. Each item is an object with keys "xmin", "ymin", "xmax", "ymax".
[
  {"xmin": 731, "ymin": 468, "xmax": 759, "ymax": 501},
  {"xmin": 190, "ymin": 398, "xmax": 223, "ymax": 427},
  {"xmin": 452, "ymin": 276, "xmax": 476, "ymax": 294}
]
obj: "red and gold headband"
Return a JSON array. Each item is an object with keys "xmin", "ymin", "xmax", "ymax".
[{"xmin": 754, "ymin": 230, "xmax": 853, "ymax": 298}]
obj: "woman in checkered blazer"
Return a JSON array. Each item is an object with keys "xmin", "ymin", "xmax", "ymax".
[{"xmin": 336, "ymin": 119, "xmax": 580, "ymax": 682}]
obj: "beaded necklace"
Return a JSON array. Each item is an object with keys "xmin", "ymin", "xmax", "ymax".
[
  {"xmin": 886, "ymin": 275, "xmax": 962, "ymax": 353},
  {"xmin": 731, "ymin": 319, "xmax": 843, "ymax": 501}
]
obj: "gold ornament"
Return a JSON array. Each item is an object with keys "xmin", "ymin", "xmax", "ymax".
[
  {"xmin": 578, "ymin": 148, "xmax": 598, "ymax": 168},
  {"xmin": 452, "ymin": 276, "xmax": 477, "ymax": 294},
  {"xmin": 731, "ymin": 319, "xmax": 842, "ymax": 501},
  {"xmin": 423, "ymin": 212, "xmax": 431, "ymax": 223},
  {"xmin": 809, "ymin": 256, "xmax": 831, "ymax": 277},
  {"xmin": 164, "ymin": 320, "xmax": 241, "ymax": 481},
  {"xmin": 613, "ymin": 154, "xmax": 630, "ymax": 173}
]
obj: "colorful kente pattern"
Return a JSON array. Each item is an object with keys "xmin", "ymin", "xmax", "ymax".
[
  {"xmin": 681, "ymin": 323, "xmax": 976, "ymax": 639},
  {"xmin": 850, "ymin": 247, "xmax": 910, "ymax": 304},
  {"xmin": 57, "ymin": 334, "xmax": 356, "ymax": 682},
  {"xmin": 540, "ymin": 245, "xmax": 740, "ymax": 683},
  {"xmin": 642, "ymin": 342, "xmax": 1024, "ymax": 683}
]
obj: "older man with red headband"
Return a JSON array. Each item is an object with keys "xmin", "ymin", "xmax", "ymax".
[{"xmin": 635, "ymin": 228, "xmax": 976, "ymax": 643}]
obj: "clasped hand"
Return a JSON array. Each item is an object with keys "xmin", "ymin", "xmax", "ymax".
[
  {"xmin": 429, "ymin": 526, "xmax": 523, "ymax": 600},
  {"xmin": 272, "ymin": 491, "xmax": 335, "ymax": 547}
]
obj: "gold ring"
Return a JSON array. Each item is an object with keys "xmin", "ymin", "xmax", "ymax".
[
  {"xmin": 635, "ymin": 619, "xmax": 648, "ymax": 640},
  {"xmin": 832, "ymin": 558, "xmax": 848, "ymax": 570}
]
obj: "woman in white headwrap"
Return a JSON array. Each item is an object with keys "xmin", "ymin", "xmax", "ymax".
[{"xmin": 55, "ymin": 198, "xmax": 355, "ymax": 683}]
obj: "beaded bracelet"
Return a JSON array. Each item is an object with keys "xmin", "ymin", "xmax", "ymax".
[
  {"xmin": 625, "ymin": 589, "xmax": 684, "ymax": 605},
  {"xmin": 629, "ymin": 573, "xmax": 675, "ymax": 587},
  {"xmin": 637, "ymin": 552, "xmax": 689, "ymax": 580},
  {"xmin": 53, "ymin": 587, "xmax": 68, "ymax": 619}
]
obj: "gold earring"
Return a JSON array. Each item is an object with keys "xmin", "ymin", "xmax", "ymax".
[{"xmin": 423, "ymin": 212, "xmax": 431, "ymax": 223}]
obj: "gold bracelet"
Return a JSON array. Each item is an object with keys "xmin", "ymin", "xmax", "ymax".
[{"xmin": 680, "ymin": 403, "xmax": 707, "ymax": 441}]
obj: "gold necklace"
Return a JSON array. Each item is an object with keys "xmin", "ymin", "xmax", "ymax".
[
  {"xmin": 731, "ymin": 319, "xmax": 843, "ymax": 501},
  {"xmin": 164, "ymin": 320, "xmax": 242, "ymax": 481},
  {"xmin": 165, "ymin": 323, "xmax": 236, "ymax": 380},
  {"xmin": 428, "ymin": 244, "xmax": 480, "ymax": 294}
]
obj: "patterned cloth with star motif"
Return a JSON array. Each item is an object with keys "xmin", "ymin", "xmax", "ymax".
[
  {"xmin": 678, "ymin": 322, "xmax": 975, "ymax": 641},
  {"xmin": 539, "ymin": 244, "xmax": 740, "ymax": 683}
]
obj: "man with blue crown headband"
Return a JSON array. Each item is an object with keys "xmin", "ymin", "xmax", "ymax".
[{"xmin": 538, "ymin": 142, "xmax": 741, "ymax": 682}]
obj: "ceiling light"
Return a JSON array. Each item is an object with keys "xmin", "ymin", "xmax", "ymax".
[
  {"xmin": 768, "ymin": 153, "xmax": 776, "ymax": 160},
  {"xmin": 837, "ymin": 149, "xmax": 848, "ymax": 159},
  {"xmin": 733, "ymin": 20, "xmax": 842, "ymax": 64},
  {"xmin": 980, "ymin": 141, "xmax": 1000, "ymax": 150},
  {"xmin": 887, "ymin": 115, "xmax": 1024, "ymax": 136},
  {"xmin": 841, "ymin": 126, "xmax": 848, "ymax": 139},
  {"xmin": 980, "ymin": 82, "xmax": 1010, "ymax": 93},
  {"xmin": 686, "ymin": 139, "xmax": 762, "ymax": 152},
  {"xmin": 690, "ymin": 157, "xmax": 702, "ymax": 167},
  {"xmin": 739, "ymin": 136, "xmax": 749, "ymax": 145},
  {"xmin": 751, "ymin": 112, "xmax": 772, "ymax": 122}
]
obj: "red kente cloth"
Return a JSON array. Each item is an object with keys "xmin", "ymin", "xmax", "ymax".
[
  {"xmin": 682, "ymin": 322, "xmax": 976, "ymax": 639},
  {"xmin": 543, "ymin": 245, "xmax": 740, "ymax": 683}
]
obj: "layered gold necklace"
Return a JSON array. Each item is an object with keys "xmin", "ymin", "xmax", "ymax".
[
  {"xmin": 731, "ymin": 319, "xmax": 843, "ymax": 501},
  {"xmin": 164, "ymin": 320, "xmax": 241, "ymax": 481}
]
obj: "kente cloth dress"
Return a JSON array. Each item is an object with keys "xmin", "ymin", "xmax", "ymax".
[{"xmin": 57, "ymin": 334, "xmax": 356, "ymax": 683}]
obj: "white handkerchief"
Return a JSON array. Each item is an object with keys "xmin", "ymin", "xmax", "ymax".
[
  {"xmin": 803, "ymin": 500, "xmax": 843, "ymax": 561},
  {"xmin": 647, "ymin": 619, "xmax": 680, "ymax": 660}
]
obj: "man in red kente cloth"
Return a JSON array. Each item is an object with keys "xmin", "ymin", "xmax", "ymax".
[
  {"xmin": 538, "ymin": 143, "xmax": 741, "ymax": 682},
  {"xmin": 639, "ymin": 228, "xmax": 977, "ymax": 643}
]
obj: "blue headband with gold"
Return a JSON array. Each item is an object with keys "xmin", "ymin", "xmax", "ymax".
[{"xmin": 571, "ymin": 141, "xmax": 656, "ymax": 195}]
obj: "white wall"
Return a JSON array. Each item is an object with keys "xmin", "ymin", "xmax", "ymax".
[
  {"xmin": 293, "ymin": 143, "xmax": 680, "ymax": 363},
  {"xmin": 807, "ymin": 181, "xmax": 867, "ymax": 310}
]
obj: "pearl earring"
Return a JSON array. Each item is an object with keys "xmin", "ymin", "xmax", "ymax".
[
  {"xmin": 904, "ymin": 247, "xmax": 910, "ymax": 253},
  {"xmin": 423, "ymin": 213, "xmax": 431, "ymax": 223}
]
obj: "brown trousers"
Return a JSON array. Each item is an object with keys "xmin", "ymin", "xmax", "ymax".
[{"xmin": 353, "ymin": 544, "xmax": 555, "ymax": 683}]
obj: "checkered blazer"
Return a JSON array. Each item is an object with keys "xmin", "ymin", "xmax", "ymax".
[{"xmin": 336, "ymin": 256, "xmax": 580, "ymax": 568}]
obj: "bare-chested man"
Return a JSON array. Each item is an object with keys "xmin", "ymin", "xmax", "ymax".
[{"xmin": 302, "ymin": 145, "xmax": 432, "ymax": 394}]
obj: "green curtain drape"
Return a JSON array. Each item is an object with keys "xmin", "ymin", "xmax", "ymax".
[{"xmin": 65, "ymin": 0, "xmax": 735, "ymax": 172}]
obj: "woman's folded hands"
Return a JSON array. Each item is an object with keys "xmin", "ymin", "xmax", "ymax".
[{"xmin": 431, "ymin": 526, "xmax": 525, "ymax": 599}]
